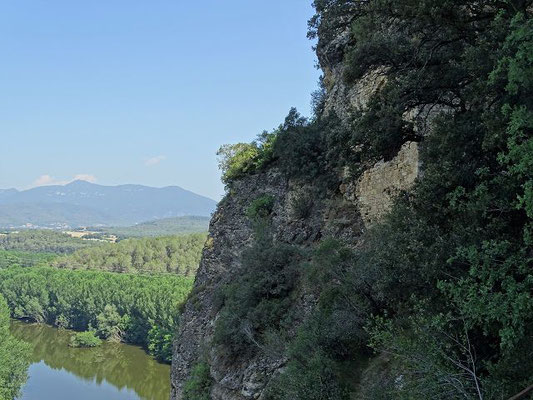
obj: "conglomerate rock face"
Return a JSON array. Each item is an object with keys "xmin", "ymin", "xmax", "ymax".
[
  {"xmin": 170, "ymin": 7, "xmax": 423, "ymax": 400},
  {"xmin": 342, "ymin": 141, "xmax": 420, "ymax": 227},
  {"xmin": 170, "ymin": 170, "xmax": 357, "ymax": 400}
]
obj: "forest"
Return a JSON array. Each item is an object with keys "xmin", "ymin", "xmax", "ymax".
[
  {"xmin": 0, "ymin": 227, "xmax": 206, "ymax": 397},
  {"xmin": 0, "ymin": 294, "xmax": 29, "ymax": 400},
  {"xmin": 208, "ymin": 0, "xmax": 533, "ymax": 399},
  {"xmin": 0, "ymin": 266, "xmax": 193, "ymax": 363},
  {"xmin": 52, "ymin": 233, "xmax": 206, "ymax": 275},
  {"xmin": 0, "ymin": 230, "xmax": 98, "ymax": 254},
  {"xmin": 93, "ymin": 216, "xmax": 210, "ymax": 238},
  {"xmin": 0, "ymin": 250, "xmax": 56, "ymax": 269}
]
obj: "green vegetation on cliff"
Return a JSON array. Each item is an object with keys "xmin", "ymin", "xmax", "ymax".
[
  {"xmin": 213, "ymin": 1, "xmax": 533, "ymax": 399},
  {"xmin": 0, "ymin": 294, "xmax": 29, "ymax": 400}
]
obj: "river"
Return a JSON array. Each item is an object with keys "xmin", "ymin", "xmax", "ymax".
[{"xmin": 10, "ymin": 320, "xmax": 171, "ymax": 400}]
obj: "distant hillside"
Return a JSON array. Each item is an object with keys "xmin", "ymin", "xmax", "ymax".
[
  {"xmin": 94, "ymin": 216, "xmax": 210, "ymax": 238},
  {"xmin": 0, "ymin": 180, "xmax": 217, "ymax": 228},
  {"xmin": 0, "ymin": 230, "xmax": 99, "ymax": 254},
  {"xmin": 53, "ymin": 233, "xmax": 206, "ymax": 276}
]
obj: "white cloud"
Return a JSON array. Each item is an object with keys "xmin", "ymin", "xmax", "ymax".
[
  {"xmin": 73, "ymin": 174, "xmax": 97, "ymax": 183},
  {"xmin": 31, "ymin": 174, "xmax": 97, "ymax": 187},
  {"xmin": 144, "ymin": 155, "xmax": 166, "ymax": 167},
  {"xmin": 33, "ymin": 174, "xmax": 56, "ymax": 186}
]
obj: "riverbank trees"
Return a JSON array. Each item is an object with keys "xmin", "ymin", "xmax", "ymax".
[
  {"xmin": 0, "ymin": 267, "xmax": 193, "ymax": 362},
  {"xmin": 0, "ymin": 294, "xmax": 29, "ymax": 400}
]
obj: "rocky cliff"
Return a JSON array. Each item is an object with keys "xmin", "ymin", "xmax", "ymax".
[
  {"xmin": 171, "ymin": 2, "xmax": 533, "ymax": 399},
  {"xmin": 171, "ymin": 5, "xmax": 421, "ymax": 400},
  {"xmin": 171, "ymin": 165, "xmax": 372, "ymax": 399}
]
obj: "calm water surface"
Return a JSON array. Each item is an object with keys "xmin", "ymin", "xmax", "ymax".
[{"xmin": 10, "ymin": 320, "xmax": 171, "ymax": 400}]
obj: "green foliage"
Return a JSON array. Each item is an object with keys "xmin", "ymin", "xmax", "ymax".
[
  {"xmin": 0, "ymin": 266, "xmax": 193, "ymax": 363},
  {"xmin": 214, "ymin": 230, "xmax": 300, "ymax": 356},
  {"xmin": 266, "ymin": 350, "xmax": 349, "ymax": 400},
  {"xmin": 96, "ymin": 304, "xmax": 129, "ymax": 342},
  {"xmin": 368, "ymin": 311, "xmax": 488, "ymax": 400},
  {"xmin": 217, "ymin": 143, "xmax": 260, "ymax": 184},
  {"xmin": 246, "ymin": 195, "xmax": 275, "ymax": 220},
  {"xmin": 216, "ymin": 131, "xmax": 279, "ymax": 185},
  {"xmin": 289, "ymin": 189, "xmax": 314, "ymax": 220},
  {"xmin": 218, "ymin": 131, "xmax": 278, "ymax": 184},
  {"xmin": 0, "ymin": 294, "xmax": 30, "ymax": 400},
  {"xmin": 267, "ymin": 2, "xmax": 533, "ymax": 398},
  {"xmin": 147, "ymin": 325, "xmax": 174, "ymax": 363},
  {"xmin": 217, "ymin": 107, "xmax": 341, "ymax": 188},
  {"xmin": 272, "ymin": 109, "xmax": 334, "ymax": 183},
  {"xmin": 182, "ymin": 362, "xmax": 212, "ymax": 400},
  {"xmin": 0, "ymin": 250, "xmax": 56, "ymax": 269},
  {"xmin": 441, "ymin": 241, "xmax": 532, "ymax": 352},
  {"xmin": 53, "ymin": 233, "xmax": 206, "ymax": 276},
  {"xmin": 0, "ymin": 230, "xmax": 98, "ymax": 254},
  {"xmin": 266, "ymin": 239, "xmax": 371, "ymax": 399},
  {"xmin": 94, "ymin": 216, "xmax": 210, "ymax": 238},
  {"xmin": 69, "ymin": 330, "xmax": 102, "ymax": 348}
]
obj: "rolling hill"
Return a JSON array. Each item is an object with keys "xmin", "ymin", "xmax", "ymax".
[
  {"xmin": 93, "ymin": 216, "xmax": 210, "ymax": 238},
  {"xmin": 0, "ymin": 180, "xmax": 217, "ymax": 228}
]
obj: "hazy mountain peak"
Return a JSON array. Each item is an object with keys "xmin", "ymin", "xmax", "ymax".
[{"xmin": 0, "ymin": 182, "xmax": 217, "ymax": 229}]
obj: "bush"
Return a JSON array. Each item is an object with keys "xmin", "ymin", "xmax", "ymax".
[
  {"xmin": 70, "ymin": 331, "xmax": 102, "ymax": 348},
  {"xmin": 265, "ymin": 350, "xmax": 350, "ymax": 400},
  {"xmin": 217, "ymin": 143, "xmax": 260, "ymax": 184},
  {"xmin": 246, "ymin": 195, "xmax": 275, "ymax": 220},
  {"xmin": 217, "ymin": 130, "xmax": 278, "ymax": 185},
  {"xmin": 183, "ymin": 362, "xmax": 212, "ymax": 400},
  {"xmin": 147, "ymin": 325, "xmax": 174, "ymax": 363},
  {"xmin": 289, "ymin": 190, "xmax": 314, "ymax": 220},
  {"xmin": 272, "ymin": 109, "xmax": 325, "ymax": 180}
]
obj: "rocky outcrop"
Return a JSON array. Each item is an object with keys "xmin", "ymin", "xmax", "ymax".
[
  {"xmin": 171, "ymin": 6, "xmax": 424, "ymax": 400},
  {"xmin": 171, "ymin": 170, "xmax": 362, "ymax": 399},
  {"xmin": 341, "ymin": 141, "xmax": 420, "ymax": 226},
  {"xmin": 171, "ymin": 170, "xmax": 284, "ymax": 400}
]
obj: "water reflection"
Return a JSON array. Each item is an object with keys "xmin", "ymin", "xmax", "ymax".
[{"xmin": 10, "ymin": 320, "xmax": 170, "ymax": 400}]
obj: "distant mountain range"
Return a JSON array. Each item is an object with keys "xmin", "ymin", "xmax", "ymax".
[{"xmin": 0, "ymin": 180, "xmax": 217, "ymax": 228}]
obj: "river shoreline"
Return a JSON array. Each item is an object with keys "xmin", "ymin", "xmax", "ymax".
[{"xmin": 10, "ymin": 320, "xmax": 171, "ymax": 400}]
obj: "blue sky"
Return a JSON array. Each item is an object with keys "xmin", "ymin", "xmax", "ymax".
[{"xmin": 0, "ymin": 1, "xmax": 320, "ymax": 200}]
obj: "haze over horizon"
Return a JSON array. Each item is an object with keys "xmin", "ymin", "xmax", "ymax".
[
  {"xmin": 0, "ymin": 1, "xmax": 320, "ymax": 200},
  {"xmin": 1, "ymin": 178, "xmax": 219, "ymax": 201}
]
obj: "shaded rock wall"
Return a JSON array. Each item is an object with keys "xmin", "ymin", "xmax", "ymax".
[{"xmin": 171, "ymin": 6, "xmax": 425, "ymax": 399}]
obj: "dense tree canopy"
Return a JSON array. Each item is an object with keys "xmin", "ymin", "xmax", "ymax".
[
  {"xmin": 53, "ymin": 234, "xmax": 206, "ymax": 276},
  {"xmin": 0, "ymin": 230, "xmax": 97, "ymax": 254},
  {"xmin": 95, "ymin": 216, "xmax": 210, "ymax": 238},
  {"xmin": 0, "ymin": 294, "xmax": 29, "ymax": 400},
  {"xmin": 0, "ymin": 250, "xmax": 56, "ymax": 269},
  {"xmin": 0, "ymin": 267, "xmax": 193, "ymax": 362}
]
